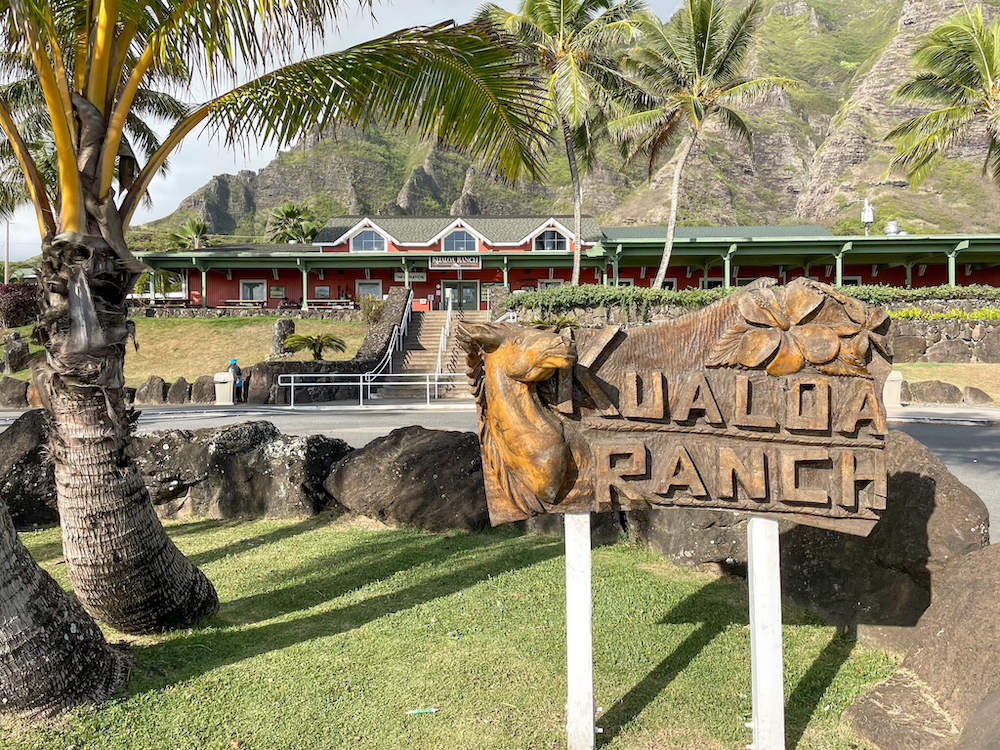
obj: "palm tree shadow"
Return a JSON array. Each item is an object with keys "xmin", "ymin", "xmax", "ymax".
[
  {"xmin": 184, "ymin": 512, "xmax": 344, "ymax": 567},
  {"xmin": 597, "ymin": 578, "xmax": 744, "ymax": 746},
  {"xmin": 129, "ymin": 532, "xmax": 562, "ymax": 697}
]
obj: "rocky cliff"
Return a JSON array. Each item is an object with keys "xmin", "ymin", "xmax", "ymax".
[{"xmin": 147, "ymin": 0, "xmax": 1000, "ymax": 239}]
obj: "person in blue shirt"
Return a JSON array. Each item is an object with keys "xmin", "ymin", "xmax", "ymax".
[{"xmin": 227, "ymin": 359, "xmax": 243, "ymax": 403}]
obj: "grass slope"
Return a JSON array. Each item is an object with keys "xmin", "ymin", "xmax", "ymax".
[
  {"xmin": 2, "ymin": 317, "xmax": 367, "ymax": 387},
  {"xmin": 5, "ymin": 517, "xmax": 896, "ymax": 750}
]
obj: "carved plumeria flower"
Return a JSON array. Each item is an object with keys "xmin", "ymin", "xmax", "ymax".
[{"xmin": 733, "ymin": 285, "xmax": 841, "ymax": 376}]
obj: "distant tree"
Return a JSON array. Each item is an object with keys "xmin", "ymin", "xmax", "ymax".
[
  {"xmin": 171, "ymin": 219, "xmax": 211, "ymax": 250},
  {"xmin": 478, "ymin": 0, "xmax": 646, "ymax": 285},
  {"xmin": 284, "ymin": 333, "xmax": 347, "ymax": 361},
  {"xmin": 888, "ymin": 6, "xmax": 1000, "ymax": 187},
  {"xmin": 268, "ymin": 202, "xmax": 322, "ymax": 243},
  {"xmin": 609, "ymin": 0, "xmax": 791, "ymax": 288}
]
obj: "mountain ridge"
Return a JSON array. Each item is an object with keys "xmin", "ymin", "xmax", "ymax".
[{"xmin": 146, "ymin": 0, "xmax": 1000, "ymax": 241}]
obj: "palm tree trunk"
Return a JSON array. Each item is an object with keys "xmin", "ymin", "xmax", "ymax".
[
  {"xmin": 0, "ymin": 498, "xmax": 129, "ymax": 717},
  {"xmin": 562, "ymin": 120, "xmax": 584, "ymax": 286},
  {"xmin": 653, "ymin": 131, "xmax": 699, "ymax": 289},
  {"xmin": 36, "ymin": 233, "xmax": 219, "ymax": 634}
]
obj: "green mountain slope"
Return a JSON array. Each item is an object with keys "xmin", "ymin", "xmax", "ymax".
[{"xmin": 146, "ymin": 0, "xmax": 1000, "ymax": 240}]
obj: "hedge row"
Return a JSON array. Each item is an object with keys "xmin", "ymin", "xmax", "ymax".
[
  {"xmin": 507, "ymin": 283, "xmax": 1000, "ymax": 314},
  {"xmin": 0, "ymin": 282, "xmax": 38, "ymax": 329},
  {"xmin": 890, "ymin": 307, "xmax": 1000, "ymax": 321}
]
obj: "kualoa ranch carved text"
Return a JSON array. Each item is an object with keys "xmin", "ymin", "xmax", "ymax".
[{"xmin": 459, "ymin": 279, "xmax": 893, "ymax": 536}]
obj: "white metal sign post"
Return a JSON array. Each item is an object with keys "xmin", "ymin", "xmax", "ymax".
[
  {"xmin": 564, "ymin": 513, "xmax": 595, "ymax": 750},
  {"xmin": 747, "ymin": 516, "xmax": 786, "ymax": 750}
]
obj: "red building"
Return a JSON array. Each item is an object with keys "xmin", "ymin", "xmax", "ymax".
[{"xmin": 136, "ymin": 219, "xmax": 1000, "ymax": 310}]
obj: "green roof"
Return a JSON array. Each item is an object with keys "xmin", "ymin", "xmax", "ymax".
[
  {"xmin": 314, "ymin": 216, "xmax": 603, "ymax": 244},
  {"xmin": 602, "ymin": 225, "xmax": 833, "ymax": 242}
]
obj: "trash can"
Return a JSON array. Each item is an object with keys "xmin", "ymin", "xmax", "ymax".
[{"xmin": 214, "ymin": 372, "xmax": 235, "ymax": 406}]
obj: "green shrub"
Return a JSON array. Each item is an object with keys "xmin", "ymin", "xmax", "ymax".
[
  {"xmin": 506, "ymin": 283, "xmax": 1000, "ymax": 315},
  {"xmin": 889, "ymin": 307, "xmax": 1000, "ymax": 321}
]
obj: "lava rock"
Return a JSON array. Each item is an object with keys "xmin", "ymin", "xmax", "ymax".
[
  {"xmin": 0, "ymin": 410, "xmax": 57, "ymax": 528},
  {"xmin": 324, "ymin": 426, "xmax": 489, "ymax": 532},
  {"xmin": 925, "ymin": 338, "xmax": 971, "ymax": 363},
  {"xmin": 891, "ymin": 334, "xmax": 927, "ymax": 363},
  {"xmin": 134, "ymin": 376, "xmax": 167, "ymax": 405},
  {"xmin": 0, "ymin": 376, "xmax": 28, "ymax": 408},
  {"xmin": 624, "ymin": 431, "xmax": 989, "ymax": 641},
  {"xmin": 847, "ymin": 544, "xmax": 1000, "ymax": 749},
  {"xmin": 166, "ymin": 377, "xmax": 191, "ymax": 404},
  {"xmin": 907, "ymin": 379, "xmax": 963, "ymax": 404},
  {"xmin": 2, "ymin": 332, "xmax": 29, "ymax": 373},
  {"xmin": 133, "ymin": 421, "xmax": 351, "ymax": 520},
  {"xmin": 962, "ymin": 386, "xmax": 992, "ymax": 405},
  {"xmin": 190, "ymin": 375, "xmax": 216, "ymax": 404}
]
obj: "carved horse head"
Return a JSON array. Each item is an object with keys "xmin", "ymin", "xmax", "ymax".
[{"xmin": 459, "ymin": 323, "xmax": 576, "ymax": 523}]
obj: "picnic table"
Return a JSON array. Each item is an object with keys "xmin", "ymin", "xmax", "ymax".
[
  {"xmin": 220, "ymin": 299, "xmax": 267, "ymax": 310},
  {"xmin": 305, "ymin": 299, "xmax": 355, "ymax": 309}
]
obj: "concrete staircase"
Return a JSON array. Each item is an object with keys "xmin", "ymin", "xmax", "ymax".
[{"xmin": 376, "ymin": 309, "xmax": 489, "ymax": 399}]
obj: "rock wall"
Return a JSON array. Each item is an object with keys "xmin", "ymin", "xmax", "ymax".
[{"xmin": 138, "ymin": 306, "xmax": 364, "ymax": 322}]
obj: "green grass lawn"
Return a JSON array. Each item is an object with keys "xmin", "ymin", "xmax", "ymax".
[
  {"xmin": 2, "ymin": 516, "xmax": 896, "ymax": 750},
  {"xmin": 1, "ymin": 316, "xmax": 367, "ymax": 388}
]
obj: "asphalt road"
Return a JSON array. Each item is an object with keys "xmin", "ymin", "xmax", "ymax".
[{"xmin": 1, "ymin": 404, "xmax": 996, "ymax": 540}]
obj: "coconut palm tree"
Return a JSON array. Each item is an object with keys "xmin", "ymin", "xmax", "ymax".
[
  {"xmin": 267, "ymin": 202, "xmax": 321, "ymax": 244},
  {"xmin": 0, "ymin": 0, "xmax": 546, "ymax": 646},
  {"xmin": 888, "ymin": 6, "xmax": 1000, "ymax": 188},
  {"xmin": 284, "ymin": 332, "xmax": 347, "ymax": 360},
  {"xmin": 171, "ymin": 218, "xmax": 211, "ymax": 249},
  {"xmin": 477, "ymin": 0, "xmax": 645, "ymax": 285},
  {"xmin": 0, "ymin": 493, "xmax": 128, "ymax": 716},
  {"xmin": 609, "ymin": 0, "xmax": 791, "ymax": 288}
]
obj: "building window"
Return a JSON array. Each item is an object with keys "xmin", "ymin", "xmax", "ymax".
[
  {"xmin": 700, "ymin": 278, "xmax": 725, "ymax": 290},
  {"xmin": 443, "ymin": 230, "xmax": 477, "ymax": 253},
  {"xmin": 351, "ymin": 230, "xmax": 386, "ymax": 252},
  {"xmin": 269, "ymin": 285, "xmax": 286, "ymax": 299},
  {"xmin": 840, "ymin": 276, "xmax": 863, "ymax": 286},
  {"xmin": 538, "ymin": 279, "xmax": 565, "ymax": 289},
  {"xmin": 357, "ymin": 280, "xmax": 383, "ymax": 299},
  {"xmin": 240, "ymin": 280, "xmax": 266, "ymax": 301},
  {"xmin": 314, "ymin": 286, "xmax": 331, "ymax": 299},
  {"xmin": 534, "ymin": 230, "xmax": 567, "ymax": 252}
]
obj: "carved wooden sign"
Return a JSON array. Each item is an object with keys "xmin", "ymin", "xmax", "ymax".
[{"xmin": 459, "ymin": 279, "xmax": 893, "ymax": 536}]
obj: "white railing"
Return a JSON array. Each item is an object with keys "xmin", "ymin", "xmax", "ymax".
[
  {"xmin": 277, "ymin": 372, "xmax": 466, "ymax": 407},
  {"xmin": 434, "ymin": 292, "xmax": 455, "ymax": 381},
  {"xmin": 492, "ymin": 310, "xmax": 518, "ymax": 323}
]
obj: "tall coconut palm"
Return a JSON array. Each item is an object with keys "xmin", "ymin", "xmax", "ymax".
[
  {"xmin": 0, "ymin": 0, "xmax": 546, "ymax": 643},
  {"xmin": 609, "ymin": 0, "xmax": 791, "ymax": 288},
  {"xmin": 477, "ymin": 0, "xmax": 645, "ymax": 285},
  {"xmin": 888, "ymin": 6, "xmax": 1000, "ymax": 188},
  {"xmin": 171, "ymin": 218, "xmax": 211, "ymax": 249},
  {"xmin": 267, "ymin": 202, "xmax": 321, "ymax": 244},
  {"xmin": 0, "ymin": 492, "xmax": 128, "ymax": 716}
]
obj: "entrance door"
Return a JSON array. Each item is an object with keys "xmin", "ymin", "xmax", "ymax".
[{"xmin": 442, "ymin": 281, "xmax": 479, "ymax": 311}]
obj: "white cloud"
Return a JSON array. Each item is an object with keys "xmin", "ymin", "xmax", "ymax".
[{"xmin": 8, "ymin": 0, "xmax": 682, "ymax": 260}]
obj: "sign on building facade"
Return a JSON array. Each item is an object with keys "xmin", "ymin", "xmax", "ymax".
[
  {"xmin": 429, "ymin": 255, "xmax": 482, "ymax": 271},
  {"xmin": 460, "ymin": 279, "xmax": 892, "ymax": 536}
]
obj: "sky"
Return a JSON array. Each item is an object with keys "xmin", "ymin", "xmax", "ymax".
[{"xmin": 7, "ymin": 0, "xmax": 683, "ymax": 260}]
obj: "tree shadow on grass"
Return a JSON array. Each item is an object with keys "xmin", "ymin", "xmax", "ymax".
[
  {"xmin": 598, "ymin": 577, "xmax": 854, "ymax": 749},
  {"xmin": 183, "ymin": 513, "xmax": 344, "ymax": 567},
  {"xmin": 129, "ymin": 532, "xmax": 562, "ymax": 696}
]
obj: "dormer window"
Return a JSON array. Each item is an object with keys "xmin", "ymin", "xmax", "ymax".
[
  {"xmin": 351, "ymin": 229, "xmax": 386, "ymax": 252},
  {"xmin": 534, "ymin": 230, "xmax": 568, "ymax": 252},
  {"xmin": 443, "ymin": 230, "xmax": 477, "ymax": 253}
]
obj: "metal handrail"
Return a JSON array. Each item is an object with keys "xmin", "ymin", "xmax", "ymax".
[
  {"xmin": 278, "ymin": 371, "xmax": 465, "ymax": 407},
  {"xmin": 492, "ymin": 310, "xmax": 518, "ymax": 323},
  {"xmin": 434, "ymin": 292, "xmax": 454, "ymax": 382}
]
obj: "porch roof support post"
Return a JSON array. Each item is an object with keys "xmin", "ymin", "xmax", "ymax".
[
  {"xmin": 723, "ymin": 244, "xmax": 737, "ymax": 290},
  {"xmin": 948, "ymin": 241, "xmax": 968, "ymax": 287},
  {"xmin": 905, "ymin": 262, "xmax": 913, "ymax": 289},
  {"xmin": 301, "ymin": 266, "xmax": 309, "ymax": 310},
  {"xmin": 200, "ymin": 267, "xmax": 207, "ymax": 309},
  {"xmin": 502, "ymin": 256, "xmax": 509, "ymax": 288},
  {"xmin": 148, "ymin": 271, "xmax": 155, "ymax": 303},
  {"xmin": 836, "ymin": 242, "xmax": 852, "ymax": 287},
  {"xmin": 401, "ymin": 258, "xmax": 409, "ymax": 287}
]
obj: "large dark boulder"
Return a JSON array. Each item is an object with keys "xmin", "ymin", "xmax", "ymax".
[
  {"xmin": 133, "ymin": 421, "xmax": 351, "ymax": 519},
  {"xmin": 847, "ymin": 544, "xmax": 1000, "ymax": 749},
  {"xmin": 166, "ymin": 377, "xmax": 191, "ymax": 404},
  {"xmin": 625, "ymin": 431, "xmax": 989, "ymax": 642},
  {"xmin": 324, "ymin": 426, "xmax": 489, "ymax": 532},
  {"xmin": 0, "ymin": 376, "xmax": 28, "ymax": 408},
  {"xmin": 908, "ymin": 379, "xmax": 963, "ymax": 404},
  {"xmin": 0, "ymin": 410, "xmax": 57, "ymax": 527},
  {"xmin": 925, "ymin": 339, "xmax": 971, "ymax": 363},
  {"xmin": 892, "ymin": 334, "xmax": 927, "ymax": 363},
  {"xmin": 190, "ymin": 375, "xmax": 216, "ymax": 404},
  {"xmin": 135, "ymin": 376, "xmax": 167, "ymax": 405}
]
